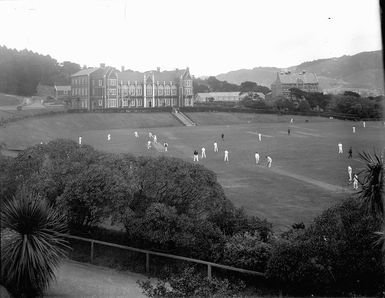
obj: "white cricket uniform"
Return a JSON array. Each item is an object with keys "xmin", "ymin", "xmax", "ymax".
[
  {"xmin": 363, "ymin": 121, "xmax": 366, "ymax": 128},
  {"xmin": 193, "ymin": 153, "xmax": 199, "ymax": 161},
  {"xmin": 258, "ymin": 133, "xmax": 262, "ymax": 141},
  {"xmin": 224, "ymin": 150, "xmax": 229, "ymax": 162},
  {"xmin": 266, "ymin": 156, "xmax": 272, "ymax": 168},
  {"xmin": 338, "ymin": 143, "xmax": 343, "ymax": 154},
  {"xmin": 107, "ymin": 134, "xmax": 111, "ymax": 141},
  {"xmin": 164, "ymin": 143, "xmax": 168, "ymax": 152},
  {"xmin": 353, "ymin": 175, "xmax": 358, "ymax": 189},
  {"xmin": 147, "ymin": 140, "xmax": 151, "ymax": 149},
  {"xmin": 149, "ymin": 132, "xmax": 152, "ymax": 138},
  {"xmin": 214, "ymin": 142, "xmax": 218, "ymax": 152},
  {"xmin": 255, "ymin": 153, "xmax": 260, "ymax": 164},
  {"xmin": 352, "ymin": 126, "xmax": 356, "ymax": 133},
  {"xmin": 348, "ymin": 166, "xmax": 352, "ymax": 181},
  {"xmin": 134, "ymin": 131, "xmax": 139, "ymax": 138},
  {"xmin": 154, "ymin": 135, "xmax": 157, "ymax": 143},
  {"xmin": 290, "ymin": 118, "xmax": 293, "ymax": 124},
  {"xmin": 201, "ymin": 148, "xmax": 206, "ymax": 158},
  {"xmin": 78, "ymin": 137, "xmax": 82, "ymax": 145}
]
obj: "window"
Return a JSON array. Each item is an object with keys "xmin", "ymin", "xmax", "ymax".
[
  {"xmin": 146, "ymin": 86, "xmax": 152, "ymax": 96},
  {"xmin": 171, "ymin": 86, "xmax": 177, "ymax": 95},
  {"xmin": 158, "ymin": 85, "xmax": 163, "ymax": 96},
  {"xmin": 85, "ymin": 88, "xmax": 87, "ymax": 96},
  {"xmin": 108, "ymin": 88, "xmax": 117, "ymax": 95},
  {"xmin": 122, "ymin": 85, "xmax": 128, "ymax": 96},
  {"xmin": 108, "ymin": 79, "xmax": 117, "ymax": 86},
  {"xmin": 136, "ymin": 87, "xmax": 142, "ymax": 96},
  {"xmin": 137, "ymin": 98, "xmax": 142, "ymax": 106},
  {"xmin": 129, "ymin": 86, "xmax": 136, "ymax": 96},
  {"xmin": 165, "ymin": 85, "xmax": 170, "ymax": 95},
  {"xmin": 98, "ymin": 80, "xmax": 103, "ymax": 87},
  {"xmin": 98, "ymin": 99, "xmax": 102, "ymax": 106},
  {"xmin": 186, "ymin": 80, "xmax": 192, "ymax": 87},
  {"xmin": 122, "ymin": 98, "xmax": 128, "ymax": 107}
]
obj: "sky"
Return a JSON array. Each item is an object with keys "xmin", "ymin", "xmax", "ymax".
[{"xmin": 0, "ymin": 0, "xmax": 382, "ymax": 77}]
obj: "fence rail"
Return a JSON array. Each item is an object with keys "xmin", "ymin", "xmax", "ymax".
[{"xmin": 59, "ymin": 233, "xmax": 265, "ymax": 280}]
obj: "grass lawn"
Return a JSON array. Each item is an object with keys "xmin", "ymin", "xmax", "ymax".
[
  {"xmin": 0, "ymin": 93, "xmax": 22, "ymax": 106},
  {"xmin": 1, "ymin": 112, "xmax": 384, "ymax": 231}
]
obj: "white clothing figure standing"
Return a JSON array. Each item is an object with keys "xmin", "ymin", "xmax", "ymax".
[
  {"xmin": 348, "ymin": 166, "xmax": 352, "ymax": 182},
  {"xmin": 107, "ymin": 134, "xmax": 111, "ymax": 141},
  {"xmin": 134, "ymin": 131, "xmax": 139, "ymax": 138},
  {"xmin": 214, "ymin": 142, "xmax": 218, "ymax": 152},
  {"xmin": 338, "ymin": 143, "xmax": 343, "ymax": 154},
  {"xmin": 193, "ymin": 150, "xmax": 199, "ymax": 161},
  {"xmin": 164, "ymin": 142, "xmax": 168, "ymax": 152},
  {"xmin": 78, "ymin": 136, "xmax": 82, "ymax": 145},
  {"xmin": 353, "ymin": 174, "xmax": 359, "ymax": 190},
  {"xmin": 255, "ymin": 152, "xmax": 260, "ymax": 164},
  {"xmin": 363, "ymin": 121, "xmax": 366, "ymax": 128},
  {"xmin": 40, "ymin": 141, "xmax": 43, "ymax": 145},
  {"xmin": 255, "ymin": 152, "xmax": 259, "ymax": 164},
  {"xmin": 352, "ymin": 126, "xmax": 356, "ymax": 133},
  {"xmin": 149, "ymin": 132, "xmax": 152, "ymax": 138},
  {"xmin": 147, "ymin": 140, "xmax": 151, "ymax": 149},
  {"xmin": 266, "ymin": 156, "xmax": 272, "ymax": 168},
  {"xmin": 224, "ymin": 150, "xmax": 229, "ymax": 162},
  {"xmin": 258, "ymin": 133, "xmax": 262, "ymax": 142},
  {"xmin": 290, "ymin": 118, "xmax": 293, "ymax": 124},
  {"xmin": 201, "ymin": 147, "xmax": 206, "ymax": 158},
  {"xmin": 153, "ymin": 135, "xmax": 157, "ymax": 143}
]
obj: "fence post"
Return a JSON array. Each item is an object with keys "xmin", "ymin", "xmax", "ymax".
[
  {"xmin": 207, "ymin": 264, "xmax": 212, "ymax": 280},
  {"xmin": 90, "ymin": 241, "xmax": 94, "ymax": 263},
  {"xmin": 145, "ymin": 253, "xmax": 150, "ymax": 274}
]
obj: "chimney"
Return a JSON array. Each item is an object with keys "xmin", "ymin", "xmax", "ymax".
[
  {"xmin": 121, "ymin": 66, "xmax": 125, "ymax": 72},
  {"xmin": 157, "ymin": 67, "xmax": 160, "ymax": 72},
  {"xmin": 100, "ymin": 63, "xmax": 105, "ymax": 68}
]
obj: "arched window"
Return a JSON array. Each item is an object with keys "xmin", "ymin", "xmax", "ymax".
[
  {"xmin": 146, "ymin": 85, "xmax": 152, "ymax": 96},
  {"xmin": 158, "ymin": 85, "xmax": 164, "ymax": 96},
  {"xmin": 129, "ymin": 85, "xmax": 136, "ymax": 96},
  {"xmin": 136, "ymin": 86, "xmax": 142, "ymax": 96},
  {"xmin": 165, "ymin": 85, "xmax": 171, "ymax": 96},
  {"xmin": 171, "ymin": 85, "xmax": 177, "ymax": 95}
]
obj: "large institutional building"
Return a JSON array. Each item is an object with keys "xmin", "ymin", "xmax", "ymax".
[
  {"xmin": 270, "ymin": 71, "xmax": 320, "ymax": 99},
  {"xmin": 70, "ymin": 64, "xmax": 194, "ymax": 110}
]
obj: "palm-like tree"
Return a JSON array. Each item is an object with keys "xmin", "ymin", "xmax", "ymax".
[
  {"xmin": 0, "ymin": 193, "xmax": 68, "ymax": 297},
  {"xmin": 357, "ymin": 151, "xmax": 384, "ymax": 219}
]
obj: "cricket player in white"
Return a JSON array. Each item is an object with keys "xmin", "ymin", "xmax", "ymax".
[
  {"xmin": 352, "ymin": 126, "xmax": 356, "ymax": 133},
  {"xmin": 338, "ymin": 143, "xmax": 343, "ymax": 154},
  {"xmin": 266, "ymin": 156, "xmax": 272, "ymax": 168},
  {"xmin": 134, "ymin": 131, "xmax": 139, "ymax": 138},
  {"xmin": 201, "ymin": 147, "xmax": 206, "ymax": 158},
  {"xmin": 164, "ymin": 142, "xmax": 168, "ymax": 152},
  {"xmin": 255, "ymin": 152, "xmax": 260, "ymax": 164},
  {"xmin": 193, "ymin": 150, "xmax": 199, "ymax": 161},
  {"xmin": 363, "ymin": 121, "xmax": 366, "ymax": 128},
  {"xmin": 107, "ymin": 134, "xmax": 111, "ymax": 141},
  {"xmin": 78, "ymin": 136, "xmax": 82, "ymax": 145},
  {"xmin": 149, "ymin": 132, "xmax": 152, "ymax": 138},
  {"xmin": 153, "ymin": 135, "xmax": 157, "ymax": 143},
  {"xmin": 348, "ymin": 166, "xmax": 352, "ymax": 182},
  {"xmin": 353, "ymin": 174, "xmax": 359, "ymax": 190},
  {"xmin": 147, "ymin": 140, "xmax": 151, "ymax": 149},
  {"xmin": 214, "ymin": 142, "xmax": 218, "ymax": 152},
  {"xmin": 290, "ymin": 118, "xmax": 293, "ymax": 124},
  {"xmin": 224, "ymin": 150, "xmax": 229, "ymax": 162},
  {"xmin": 258, "ymin": 133, "xmax": 262, "ymax": 142}
]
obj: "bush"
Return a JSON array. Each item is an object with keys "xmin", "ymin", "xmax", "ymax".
[
  {"xmin": 266, "ymin": 198, "xmax": 384, "ymax": 296},
  {"xmin": 137, "ymin": 266, "xmax": 246, "ymax": 298},
  {"xmin": 222, "ymin": 232, "xmax": 272, "ymax": 272}
]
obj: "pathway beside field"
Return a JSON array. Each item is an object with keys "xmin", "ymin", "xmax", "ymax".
[{"xmin": 45, "ymin": 260, "xmax": 146, "ymax": 297}]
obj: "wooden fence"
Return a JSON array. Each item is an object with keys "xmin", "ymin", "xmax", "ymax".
[{"xmin": 59, "ymin": 233, "xmax": 265, "ymax": 280}]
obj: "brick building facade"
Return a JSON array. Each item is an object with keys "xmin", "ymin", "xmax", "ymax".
[{"xmin": 70, "ymin": 65, "xmax": 194, "ymax": 110}]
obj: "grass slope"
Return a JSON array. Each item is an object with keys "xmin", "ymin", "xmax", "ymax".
[{"xmin": 0, "ymin": 93, "xmax": 22, "ymax": 106}]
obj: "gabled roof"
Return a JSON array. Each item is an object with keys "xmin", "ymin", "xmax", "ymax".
[
  {"xmin": 119, "ymin": 70, "xmax": 144, "ymax": 83},
  {"xmin": 71, "ymin": 68, "xmax": 98, "ymax": 77},
  {"xmin": 275, "ymin": 72, "xmax": 318, "ymax": 84},
  {"xmin": 119, "ymin": 69, "xmax": 187, "ymax": 84}
]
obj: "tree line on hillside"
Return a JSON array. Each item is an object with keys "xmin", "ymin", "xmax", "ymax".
[
  {"xmin": 0, "ymin": 46, "xmax": 80, "ymax": 96},
  {"xmin": 1, "ymin": 139, "xmax": 384, "ymax": 297},
  {"xmin": 194, "ymin": 77, "xmax": 271, "ymax": 95}
]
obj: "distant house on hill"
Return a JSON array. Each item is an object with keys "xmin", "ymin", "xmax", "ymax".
[
  {"xmin": 54, "ymin": 85, "xmax": 71, "ymax": 99},
  {"xmin": 271, "ymin": 71, "xmax": 320, "ymax": 99},
  {"xmin": 195, "ymin": 92, "xmax": 240, "ymax": 103},
  {"xmin": 239, "ymin": 92, "xmax": 265, "ymax": 100}
]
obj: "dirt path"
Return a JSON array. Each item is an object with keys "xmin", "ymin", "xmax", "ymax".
[{"xmin": 45, "ymin": 260, "xmax": 147, "ymax": 297}]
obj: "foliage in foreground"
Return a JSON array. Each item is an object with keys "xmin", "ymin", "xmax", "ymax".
[
  {"xmin": 138, "ymin": 266, "xmax": 245, "ymax": 298},
  {"xmin": 266, "ymin": 198, "xmax": 384, "ymax": 296},
  {"xmin": 0, "ymin": 193, "xmax": 68, "ymax": 297}
]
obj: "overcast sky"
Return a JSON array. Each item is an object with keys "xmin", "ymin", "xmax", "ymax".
[{"xmin": 0, "ymin": 0, "xmax": 382, "ymax": 77}]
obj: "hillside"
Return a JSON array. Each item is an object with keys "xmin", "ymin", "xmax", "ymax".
[
  {"xmin": 216, "ymin": 51, "xmax": 384, "ymax": 95},
  {"xmin": 0, "ymin": 93, "xmax": 22, "ymax": 106}
]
